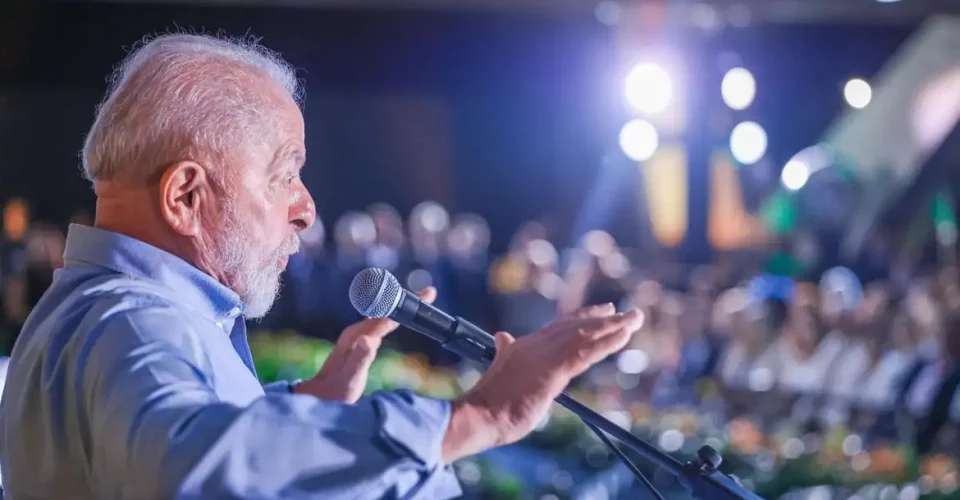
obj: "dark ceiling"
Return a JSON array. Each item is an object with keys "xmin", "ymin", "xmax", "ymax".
[{"xmin": 72, "ymin": 0, "xmax": 960, "ymax": 25}]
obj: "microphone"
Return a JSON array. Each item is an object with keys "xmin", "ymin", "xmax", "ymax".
[{"xmin": 349, "ymin": 268, "xmax": 498, "ymax": 365}]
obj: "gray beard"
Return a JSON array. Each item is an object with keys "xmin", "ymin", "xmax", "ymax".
[{"xmin": 215, "ymin": 208, "xmax": 284, "ymax": 320}]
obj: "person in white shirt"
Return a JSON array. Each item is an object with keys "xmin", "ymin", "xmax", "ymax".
[
  {"xmin": 826, "ymin": 288, "xmax": 891, "ymax": 404},
  {"xmin": 818, "ymin": 311, "xmax": 917, "ymax": 428},
  {"xmin": 716, "ymin": 303, "xmax": 777, "ymax": 391},
  {"xmin": 761, "ymin": 307, "xmax": 842, "ymax": 395},
  {"xmin": 859, "ymin": 313, "xmax": 918, "ymax": 411}
]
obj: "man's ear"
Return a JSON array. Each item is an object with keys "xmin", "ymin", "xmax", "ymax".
[{"xmin": 159, "ymin": 161, "xmax": 210, "ymax": 237}]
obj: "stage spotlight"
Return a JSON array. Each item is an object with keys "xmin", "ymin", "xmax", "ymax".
[
  {"xmin": 625, "ymin": 63, "xmax": 673, "ymax": 115},
  {"xmin": 781, "ymin": 160, "xmax": 810, "ymax": 191},
  {"xmin": 844, "ymin": 78, "xmax": 872, "ymax": 109},
  {"xmin": 619, "ymin": 119, "xmax": 659, "ymax": 161},
  {"xmin": 729, "ymin": 121, "xmax": 767, "ymax": 165},
  {"xmin": 721, "ymin": 67, "xmax": 756, "ymax": 110}
]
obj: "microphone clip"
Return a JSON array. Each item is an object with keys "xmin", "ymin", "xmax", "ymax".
[{"xmin": 441, "ymin": 318, "xmax": 497, "ymax": 367}]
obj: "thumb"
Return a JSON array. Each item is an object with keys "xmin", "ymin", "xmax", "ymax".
[
  {"xmin": 417, "ymin": 286, "xmax": 438, "ymax": 304},
  {"xmin": 493, "ymin": 331, "xmax": 516, "ymax": 353},
  {"xmin": 347, "ymin": 317, "xmax": 399, "ymax": 341}
]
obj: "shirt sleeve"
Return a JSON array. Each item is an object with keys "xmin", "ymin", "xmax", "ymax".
[
  {"xmin": 263, "ymin": 379, "xmax": 300, "ymax": 394},
  {"xmin": 80, "ymin": 307, "xmax": 462, "ymax": 500}
]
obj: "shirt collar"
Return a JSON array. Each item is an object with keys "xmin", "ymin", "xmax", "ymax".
[{"xmin": 62, "ymin": 224, "xmax": 244, "ymax": 322}]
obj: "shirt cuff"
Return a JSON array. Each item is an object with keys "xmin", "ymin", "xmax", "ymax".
[
  {"xmin": 372, "ymin": 389, "xmax": 451, "ymax": 468},
  {"xmin": 262, "ymin": 379, "xmax": 300, "ymax": 394}
]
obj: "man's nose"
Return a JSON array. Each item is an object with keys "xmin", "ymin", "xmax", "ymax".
[{"xmin": 290, "ymin": 183, "xmax": 317, "ymax": 232}]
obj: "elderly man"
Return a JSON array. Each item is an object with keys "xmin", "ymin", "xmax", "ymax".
[{"xmin": 0, "ymin": 34, "xmax": 640, "ymax": 499}]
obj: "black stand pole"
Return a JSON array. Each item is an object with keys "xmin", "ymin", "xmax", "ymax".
[{"xmin": 442, "ymin": 318, "xmax": 763, "ymax": 500}]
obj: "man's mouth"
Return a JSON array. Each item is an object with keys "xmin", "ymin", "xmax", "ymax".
[{"xmin": 276, "ymin": 238, "xmax": 301, "ymax": 269}]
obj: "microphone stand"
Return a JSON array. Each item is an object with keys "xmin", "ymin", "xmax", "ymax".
[{"xmin": 437, "ymin": 317, "xmax": 763, "ymax": 500}]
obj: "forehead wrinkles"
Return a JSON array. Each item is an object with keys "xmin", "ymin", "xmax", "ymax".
[{"xmin": 270, "ymin": 142, "xmax": 304, "ymax": 170}]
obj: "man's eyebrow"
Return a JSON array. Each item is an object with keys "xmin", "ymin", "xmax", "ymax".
[
  {"xmin": 289, "ymin": 150, "xmax": 306, "ymax": 168},
  {"xmin": 273, "ymin": 146, "xmax": 306, "ymax": 172}
]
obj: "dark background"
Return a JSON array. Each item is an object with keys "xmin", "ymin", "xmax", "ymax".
[{"xmin": 0, "ymin": 2, "xmax": 911, "ymax": 254}]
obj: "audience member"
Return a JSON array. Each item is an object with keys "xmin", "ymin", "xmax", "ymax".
[{"xmin": 897, "ymin": 312, "xmax": 960, "ymax": 453}]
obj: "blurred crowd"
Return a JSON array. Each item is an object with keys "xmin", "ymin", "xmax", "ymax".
[{"xmin": 2, "ymin": 196, "xmax": 960, "ymax": 463}]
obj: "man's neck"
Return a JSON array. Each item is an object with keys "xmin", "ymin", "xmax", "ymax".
[
  {"xmin": 92, "ymin": 182, "xmax": 219, "ymax": 281},
  {"xmin": 94, "ymin": 188, "xmax": 172, "ymax": 253}
]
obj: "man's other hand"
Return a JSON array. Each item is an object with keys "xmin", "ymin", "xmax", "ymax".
[
  {"xmin": 441, "ymin": 303, "xmax": 642, "ymax": 463},
  {"xmin": 294, "ymin": 287, "xmax": 438, "ymax": 403}
]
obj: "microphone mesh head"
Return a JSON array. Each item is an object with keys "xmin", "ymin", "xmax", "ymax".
[{"xmin": 349, "ymin": 268, "xmax": 402, "ymax": 318}]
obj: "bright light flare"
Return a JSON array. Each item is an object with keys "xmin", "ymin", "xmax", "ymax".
[
  {"xmin": 844, "ymin": 78, "xmax": 872, "ymax": 109},
  {"xmin": 721, "ymin": 67, "xmax": 756, "ymax": 110},
  {"xmin": 729, "ymin": 121, "xmax": 767, "ymax": 165},
  {"xmin": 781, "ymin": 143, "xmax": 834, "ymax": 191},
  {"xmin": 619, "ymin": 119, "xmax": 660, "ymax": 161},
  {"xmin": 625, "ymin": 63, "xmax": 673, "ymax": 115},
  {"xmin": 781, "ymin": 160, "xmax": 810, "ymax": 191}
]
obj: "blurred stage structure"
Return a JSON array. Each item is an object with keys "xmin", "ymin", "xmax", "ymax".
[{"xmin": 795, "ymin": 15, "xmax": 960, "ymax": 260}]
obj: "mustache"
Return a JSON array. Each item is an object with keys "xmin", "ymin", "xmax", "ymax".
[{"xmin": 281, "ymin": 234, "xmax": 302, "ymax": 256}]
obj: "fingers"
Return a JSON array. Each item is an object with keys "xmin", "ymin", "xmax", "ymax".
[
  {"xmin": 542, "ymin": 303, "xmax": 617, "ymax": 336},
  {"xmin": 568, "ymin": 309, "xmax": 643, "ymax": 338},
  {"xmin": 622, "ymin": 309, "xmax": 644, "ymax": 333},
  {"xmin": 566, "ymin": 303, "xmax": 616, "ymax": 320},
  {"xmin": 580, "ymin": 326, "xmax": 633, "ymax": 366},
  {"xmin": 493, "ymin": 331, "xmax": 516, "ymax": 352},
  {"xmin": 350, "ymin": 317, "xmax": 400, "ymax": 340},
  {"xmin": 557, "ymin": 309, "xmax": 641, "ymax": 374},
  {"xmin": 417, "ymin": 286, "xmax": 438, "ymax": 304}
]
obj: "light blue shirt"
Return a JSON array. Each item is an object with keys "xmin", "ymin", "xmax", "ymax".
[{"xmin": 0, "ymin": 224, "xmax": 462, "ymax": 499}]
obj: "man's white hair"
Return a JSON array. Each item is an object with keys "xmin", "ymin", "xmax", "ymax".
[{"xmin": 81, "ymin": 33, "xmax": 302, "ymax": 184}]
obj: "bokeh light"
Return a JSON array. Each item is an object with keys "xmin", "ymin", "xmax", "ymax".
[
  {"xmin": 594, "ymin": 0, "xmax": 621, "ymax": 25},
  {"xmin": 625, "ymin": 63, "xmax": 673, "ymax": 115},
  {"xmin": 658, "ymin": 429, "xmax": 685, "ymax": 452},
  {"xmin": 844, "ymin": 78, "xmax": 872, "ymax": 109},
  {"xmin": 781, "ymin": 143, "xmax": 834, "ymax": 191},
  {"xmin": 616, "ymin": 349, "xmax": 650, "ymax": 374},
  {"xmin": 299, "ymin": 219, "xmax": 325, "ymax": 248},
  {"xmin": 411, "ymin": 201, "xmax": 450, "ymax": 233},
  {"xmin": 3, "ymin": 197, "xmax": 29, "ymax": 242},
  {"xmin": 619, "ymin": 119, "xmax": 660, "ymax": 161},
  {"xmin": 583, "ymin": 230, "xmax": 616, "ymax": 257},
  {"xmin": 729, "ymin": 121, "xmax": 767, "ymax": 164},
  {"xmin": 721, "ymin": 67, "xmax": 756, "ymax": 110},
  {"xmin": 781, "ymin": 160, "xmax": 811, "ymax": 191}
]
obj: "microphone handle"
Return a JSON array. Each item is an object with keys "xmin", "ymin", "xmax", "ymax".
[
  {"xmin": 390, "ymin": 290, "xmax": 498, "ymax": 363},
  {"xmin": 391, "ymin": 290, "xmax": 457, "ymax": 344}
]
